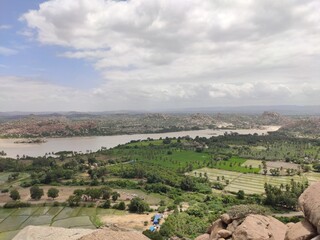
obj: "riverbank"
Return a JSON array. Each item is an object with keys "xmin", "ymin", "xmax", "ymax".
[{"xmin": 0, "ymin": 126, "xmax": 280, "ymax": 159}]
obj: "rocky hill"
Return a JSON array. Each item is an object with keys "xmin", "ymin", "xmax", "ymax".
[
  {"xmin": 196, "ymin": 182, "xmax": 320, "ymax": 240},
  {"xmin": 279, "ymin": 118, "xmax": 320, "ymax": 137},
  {"xmin": 258, "ymin": 111, "xmax": 291, "ymax": 125}
]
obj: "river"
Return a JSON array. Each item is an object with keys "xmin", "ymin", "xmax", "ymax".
[{"xmin": 0, "ymin": 126, "xmax": 280, "ymax": 158}]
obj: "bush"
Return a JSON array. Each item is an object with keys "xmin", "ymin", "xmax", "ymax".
[
  {"xmin": 67, "ymin": 194, "xmax": 81, "ymax": 207},
  {"xmin": 1, "ymin": 188, "xmax": 9, "ymax": 193},
  {"xmin": 117, "ymin": 201, "xmax": 126, "ymax": 210},
  {"xmin": 128, "ymin": 197, "xmax": 150, "ymax": 213},
  {"xmin": 9, "ymin": 189, "xmax": 20, "ymax": 200},
  {"xmin": 236, "ymin": 190, "xmax": 245, "ymax": 200},
  {"xmin": 157, "ymin": 206, "xmax": 166, "ymax": 213},
  {"xmin": 20, "ymin": 181, "xmax": 32, "ymax": 188},
  {"xmin": 100, "ymin": 200, "xmax": 111, "ymax": 209},
  {"xmin": 143, "ymin": 230, "xmax": 164, "ymax": 240},
  {"xmin": 4, "ymin": 201, "xmax": 31, "ymax": 208},
  {"xmin": 227, "ymin": 204, "xmax": 270, "ymax": 219},
  {"xmin": 275, "ymin": 216, "xmax": 302, "ymax": 224}
]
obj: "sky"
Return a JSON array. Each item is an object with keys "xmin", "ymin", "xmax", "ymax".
[{"xmin": 0, "ymin": 0, "xmax": 319, "ymax": 112}]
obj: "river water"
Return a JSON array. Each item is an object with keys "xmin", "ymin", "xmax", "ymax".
[{"xmin": 0, "ymin": 126, "xmax": 280, "ymax": 158}]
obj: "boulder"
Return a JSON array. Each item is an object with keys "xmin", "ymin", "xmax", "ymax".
[
  {"xmin": 299, "ymin": 182, "xmax": 320, "ymax": 234},
  {"xmin": 221, "ymin": 214, "xmax": 232, "ymax": 224},
  {"xmin": 232, "ymin": 214, "xmax": 287, "ymax": 240},
  {"xmin": 195, "ymin": 234, "xmax": 210, "ymax": 240},
  {"xmin": 287, "ymin": 223, "xmax": 295, "ymax": 228},
  {"xmin": 226, "ymin": 219, "xmax": 242, "ymax": 233},
  {"xmin": 217, "ymin": 229, "xmax": 232, "ymax": 238},
  {"xmin": 285, "ymin": 220, "xmax": 317, "ymax": 240},
  {"xmin": 209, "ymin": 219, "xmax": 226, "ymax": 239}
]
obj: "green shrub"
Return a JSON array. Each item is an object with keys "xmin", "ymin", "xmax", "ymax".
[
  {"xmin": 143, "ymin": 230, "xmax": 164, "ymax": 240},
  {"xmin": 128, "ymin": 197, "xmax": 150, "ymax": 213},
  {"xmin": 227, "ymin": 204, "xmax": 270, "ymax": 219},
  {"xmin": 158, "ymin": 206, "xmax": 166, "ymax": 213},
  {"xmin": 100, "ymin": 200, "xmax": 111, "ymax": 209},
  {"xmin": 4, "ymin": 201, "xmax": 31, "ymax": 208}
]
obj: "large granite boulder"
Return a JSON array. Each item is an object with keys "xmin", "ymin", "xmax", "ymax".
[
  {"xmin": 232, "ymin": 214, "xmax": 287, "ymax": 240},
  {"xmin": 285, "ymin": 220, "xmax": 317, "ymax": 240},
  {"xmin": 209, "ymin": 219, "xmax": 226, "ymax": 239},
  {"xmin": 299, "ymin": 182, "xmax": 320, "ymax": 234},
  {"xmin": 195, "ymin": 234, "xmax": 210, "ymax": 240}
]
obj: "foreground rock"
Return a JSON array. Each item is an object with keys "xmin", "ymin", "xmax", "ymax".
[
  {"xmin": 13, "ymin": 226, "xmax": 150, "ymax": 240},
  {"xmin": 285, "ymin": 220, "xmax": 317, "ymax": 240},
  {"xmin": 13, "ymin": 226, "xmax": 97, "ymax": 240},
  {"xmin": 299, "ymin": 182, "xmax": 320, "ymax": 234},
  {"xmin": 195, "ymin": 182, "xmax": 320, "ymax": 240},
  {"xmin": 195, "ymin": 233, "xmax": 210, "ymax": 240},
  {"xmin": 199, "ymin": 213, "xmax": 287, "ymax": 240},
  {"xmin": 232, "ymin": 214, "xmax": 287, "ymax": 240},
  {"xmin": 79, "ymin": 228, "xmax": 150, "ymax": 240}
]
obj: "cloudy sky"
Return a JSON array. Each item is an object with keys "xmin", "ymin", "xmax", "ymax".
[{"xmin": 0, "ymin": 0, "xmax": 319, "ymax": 111}]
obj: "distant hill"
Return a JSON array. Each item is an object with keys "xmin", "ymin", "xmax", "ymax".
[
  {"xmin": 279, "ymin": 117, "xmax": 320, "ymax": 136},
  {"xmin": 1, "ymin": 105, "xmax": 320, "ymax": 117},
  {"xmin": 166, "ymin": 105, "xmax": 320, "ymax": 115}
]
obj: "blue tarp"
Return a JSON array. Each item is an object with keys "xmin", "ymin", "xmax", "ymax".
[
  {"xmin": 149, "ymin": 226, "xmax": 156, "ymax": 232},
  {"xmin": 153, "ymin": 214, "xmax": 161, "ymax": 224}
]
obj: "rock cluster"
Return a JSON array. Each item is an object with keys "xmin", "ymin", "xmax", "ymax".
[
  {"xmin": 196, "ymin": 213, "xmax": 287, "ymax": 240},
  {"xmin": 196, "ymin": 182, "xmax": 320, "ymax": 240},
  {"xmin": 285, "ymin": 182, "xmax": 320, "ymax": 240}
]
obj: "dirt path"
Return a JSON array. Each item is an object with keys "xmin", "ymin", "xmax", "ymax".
[{"xmin": 273, "ymin": 211, "xmax": 303, "ymax": 218}]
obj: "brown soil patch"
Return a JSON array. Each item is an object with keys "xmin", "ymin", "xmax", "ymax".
[{"xmin": 101, "ymin": 213, "xmax": 152, "ymax": 231}]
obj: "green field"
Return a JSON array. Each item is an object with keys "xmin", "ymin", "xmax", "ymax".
[
  {"xmin": 140, "ymin": 150, "xmax": 211, "ymax": 170},
  {"xmin": 0, "ymin": 205, "xmax": 143, "ymax": 240},
  {"xmin": 0, "ymin": 206, "xmax": 103, "ymax": 240},
  {"xmin": 190, "ymin": 168, "xmax": 320, "ymax": 195},
  {"xmin": 211, "ymin": 157, "xmax": 260, "ymax": 173}
]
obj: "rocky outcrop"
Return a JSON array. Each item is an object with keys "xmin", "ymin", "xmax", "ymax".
[
  {"xmin": 199, "ymin": 213, "xmax": 287, "ymax": 240},
  {"xmin": 79, "ymin": 228, "xmax": 150, "ymax": 240},
  {"xmin": 195, "ymin": 233, "xmax": 210, "ymax": 240},
  {"xmin": 285, "ymin": 220, "xmax": 317, "ymax": 240},
  {"xmin": 196, "ymin": 182, "xmax": 320, "ymax": 240},
  {"xmin": 13, "ymin": 226, "xmax": 97, "ymax": 240},
  {"xmin": 232, "ymin": 214, "xmax": 287, "ymax": 240},
  {"xmin": 13, "ymin": 226, "xmax": 150, "ymax": 240},
  {"xmin": 298, "ymin": 182, "xmax": 320, "ymax": 234}
]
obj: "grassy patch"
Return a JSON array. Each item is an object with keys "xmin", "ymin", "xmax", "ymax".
[
  {"xmin": 213, "ymin": 157, "xmax": 260, "ymax": 173},
  {"xmin": 141, "ymin": 150, "xmax": 211, "ymax": 170},
  {"xmin": 52, "ymin": 216, "xmax": 94, "ymax": 228}
]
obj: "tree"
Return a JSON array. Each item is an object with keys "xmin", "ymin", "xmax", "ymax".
[
  {"xmin": 101, "ymin": 187, "xmax": 112, "ymax": 200},
  {"xmin": 30, "ymin": 186, "xmax": 44, "ymax": 200},
  {"xmin": 117, "ymin": 201, "xmax": 126, "ymax": 210},
  {"xmin": 237, "ymin": 190, "xmax": 245, "ymax": 200},
  {"xmin": 68, "ymin": 194, "xmax": 81, "ymax": 207},
  {"xmin": 10, "ymin": 189, "xmax": 20, "ymax": 201},
  {"xmin": 47, "ymin": 188, "xmax": 59, "ymax": 200},
  {"xmin": 128, "ymin": 197, "xmax": 150, "ymax": 213},
  {"xmin": 111, "ymin": 191, "xmax": 120, "ymax": 202},
  {"xmin": 101, "ymin": 199, "xmax": 111, "ymax": 209}
]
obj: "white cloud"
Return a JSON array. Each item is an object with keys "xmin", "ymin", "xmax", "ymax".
[
  {"xmin": 13, "ymin": 0, "xmax": 320, "ymax": 110},
  {"xmin": 0, "ymin": 46, "xmax": 18, "ymax": 56},
  {"xmin": 0, "ymin": 25, "xmax": 11, "ymax": 30}
]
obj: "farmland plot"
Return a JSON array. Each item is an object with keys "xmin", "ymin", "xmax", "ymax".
[
  {"xmin": 191, "ymin": 168, "xmax": 320, "ymax": 195},
  {"xmin": 0, "ymin": 206, "xmax": 98, "ymax": 240}
]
